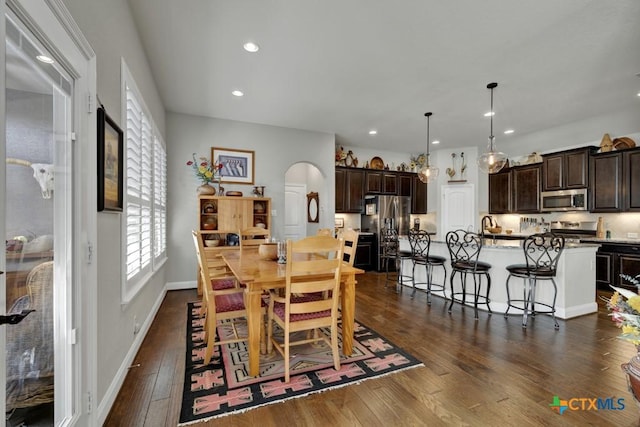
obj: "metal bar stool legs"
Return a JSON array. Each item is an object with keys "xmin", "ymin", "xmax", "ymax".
[
  {"xmin": 505, "ymin": 274, "xmax": 559, "ymax": 329},
  {"xmin": 504, "ymin": 233, "xmax": 564, "ymax": 330},
  {"xmin": 411, "ymin": 261, "xmax": 447, "ymax": 305},
  {"xmin": 448, "ymin": 270, "xmax": 491, "ymax": 319}
]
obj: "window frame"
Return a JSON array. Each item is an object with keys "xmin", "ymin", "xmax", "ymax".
[{"xmin": 121, "ymin": 60, "xmax": 167, "ymax": 303}]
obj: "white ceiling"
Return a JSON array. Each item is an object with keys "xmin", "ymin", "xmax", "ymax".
[{"xmin": 126, "ymin": 0, "xmax": 640, "ymax": 154}]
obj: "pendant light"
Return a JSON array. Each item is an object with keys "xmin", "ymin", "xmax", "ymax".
[
  {"xmin": 418, "ymin": 112, "xmax": 439, "ymax": 183},
  {"xmin": 477, "ymin": 82, "xmax": 508, "ymax": 174}
]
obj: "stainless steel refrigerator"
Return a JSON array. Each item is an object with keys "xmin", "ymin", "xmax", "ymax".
[{"xmin": 361, "ymin": 195, "xmax": 410, "ymax": 271}]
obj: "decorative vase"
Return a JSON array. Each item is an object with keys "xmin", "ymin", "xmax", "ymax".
[
  {"xmin": 622, "ymin": 349, "xmax": 640, "ymax": 410},
  {"xmin": 197, "ymin": 183, "xmax": 216, "ymax": 195}
]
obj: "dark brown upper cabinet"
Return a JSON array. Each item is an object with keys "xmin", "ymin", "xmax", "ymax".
[
  {"xmin": 365, "ymin": 170, "xmax": 397, "ymax": 194},
  {"xmin": 542, "ymin": 147, "xmax": 596, "ymax": 191},
  {"xmin": 488, "ymin": 164, "xmax": 540, "ymax": 214},
  {"xmin": 398, "ymin": 173, "xmax": 412, "ymax": 197},
  {"xmin": 512, "ymin": 164, "xmax": 541, "ymax": 213},
  {"xmin": 624, "ymin": 149, "xmax": 640, "ymax": 211},
  {"xmin": 411, "ymin": 175, "xmax": 428, "ymax": 214},
  {"xmin": 335, "ymin": 167, "xmax": 365, "ymax": 213},
  {"xmin": 590, "ymin": 151, "xmax": 623, "ymax": 212},
  {"xmin": 488, "ymin": 167, "xmax": 512, "ymax": 214}
]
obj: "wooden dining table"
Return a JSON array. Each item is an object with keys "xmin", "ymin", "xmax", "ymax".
[{"xmin": 222, "ymin": 249, "xmax": 364, "ymax": 377}]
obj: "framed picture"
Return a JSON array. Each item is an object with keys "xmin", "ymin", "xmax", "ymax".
[
  {"xmin": 97, "ymin": 107, "xmax": 123, "ymax": 212},
  {"xmin": 334, "ymin": 218, "xmax": 344, "ymax": 228},
  {"xmin": 211, "ymin": 147, "xmax": 255, "ymax": 185}
]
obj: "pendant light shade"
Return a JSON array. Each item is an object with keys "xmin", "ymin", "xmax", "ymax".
[
  {"xmin": 418, "ymin": 112, "xmax": 439, "ymax": 183},
  {"xmin": 477, "ymin": 82, "xmax": 507, "ymax": 174}
]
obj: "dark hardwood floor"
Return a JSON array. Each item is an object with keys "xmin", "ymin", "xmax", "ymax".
[{"xmin": 104, "ymin": 273, "xmax": 640, "ymax": 426}]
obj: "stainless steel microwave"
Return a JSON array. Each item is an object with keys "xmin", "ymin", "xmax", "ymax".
[{"xmin": 540, "ymin": 188, "xmax": 588, "ymax": 212}]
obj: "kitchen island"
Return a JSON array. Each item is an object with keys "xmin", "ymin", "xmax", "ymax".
[{"xmin": 399, "ymin": 237, "xmax": 599, "ymax": 319}]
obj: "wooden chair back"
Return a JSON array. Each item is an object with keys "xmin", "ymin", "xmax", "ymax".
[
  {"xmin": 267, "ymin": 235, "xmax": 344, "ymax": 381},
  {"xmin": 339, "ymin": 229, "xmax": 359, "ymax": 266},
  {"xmin": 191, "ymin": 229, "xmax": 248, "ymax": 365},
  {"xmin": 316, "ymin": 228, "xmax": 333, "ymax": 236},
  {"xmin": 239, "ymin": 227, "xmax": 270, "ymax": 250}
]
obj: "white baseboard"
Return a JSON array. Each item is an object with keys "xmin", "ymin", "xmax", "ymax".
[
  {"xmin": 167, "ymin": 280, "xmax": 197, "ymax": 290},
  {"xmin": 95, "ymin": 286, "xmax": 167, "ymax": 425}
]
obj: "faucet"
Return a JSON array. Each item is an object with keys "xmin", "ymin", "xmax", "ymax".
[{"xmin": 481, "ymin": 215, "xmax": 494, "ymax": 233}]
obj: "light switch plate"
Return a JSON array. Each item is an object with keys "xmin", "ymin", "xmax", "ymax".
[{"xmin": 271, "ymin": 209, "xmax": 277, "ymax": 216}]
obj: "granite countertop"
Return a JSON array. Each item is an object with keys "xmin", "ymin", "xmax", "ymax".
[
  {"xmin": 580, "ymin": 237, "xmax": 640, "ymax": 246},
  {"xmin": 419, "ymin": 236, "xmax": 598, "ymax": 250}
]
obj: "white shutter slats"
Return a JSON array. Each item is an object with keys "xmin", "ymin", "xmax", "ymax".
[{"xmin": 124, "ymin": 69, "xmax": 167, "ymax": 297}]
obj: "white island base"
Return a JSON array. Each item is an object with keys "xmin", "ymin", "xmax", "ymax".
[{"xmin": 398, "ymin": 239, "xmax": 599, "ymax": 319}]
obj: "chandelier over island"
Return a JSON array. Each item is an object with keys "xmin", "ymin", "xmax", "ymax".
[
  {"xmin": 477, "ymin": 82, "xmax": 508, "ymax": 174},
  {"xmin": 418, "ymin": 112, "xmax": 439, "ymax": 183}
]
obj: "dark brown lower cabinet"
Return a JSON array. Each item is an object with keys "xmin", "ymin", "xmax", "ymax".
[
  {"xmin": 596, "ymin": 243, "xmax": 640, "ymax": 291},
  {"xmin": 354, "ymin": 233, "xmax": 377, "ymax": 271}
]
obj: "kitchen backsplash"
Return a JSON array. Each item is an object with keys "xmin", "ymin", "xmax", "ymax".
[
  {"xmin": 483, "ymin": 211, "xmax": 640, "ymax": 238},
  {"xmin": 336, "ymin": 211, "xmax": 640, "ymax": 239}
]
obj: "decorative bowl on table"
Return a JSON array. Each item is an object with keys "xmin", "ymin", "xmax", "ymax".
[
  {"xmin": 226, "ymin": 191, "xmax": 243, "ymax": 197},
  {"xmin": 258, "ymin": 243, "xmax": 278, "ymax": 260},
  {"xmin": 486, "ymin": 226, "xmax": 502, "ymax": 234}
]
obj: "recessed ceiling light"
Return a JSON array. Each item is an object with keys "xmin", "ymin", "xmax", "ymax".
[
  {"xmin": 36, "ymin": 54, "xmax": 54, "ymax": 64},
  {"xmin": 484, "ymin": 111, "xmax": 495, "ymax": 117},
  {"xmin": 504, "ymin": 129, "xmax": 514, "ymax": 134},
  {"xmin": 432, "ymin": 140, "xmax": 440, "ymax": 144},
  {"xmin": 243, "ymin": 42, "xmax": 259, "ymax": 53},
  {"xmin": 637, "ymin": 92, "xmax": 640, "ymax": 97},
  {"xmin": 231, "ymin": 90, "xmax": 244, "ymax": 97},
  {"xmin": 368, "ymin": 130, "xmax": 377, "ymax": 135}
]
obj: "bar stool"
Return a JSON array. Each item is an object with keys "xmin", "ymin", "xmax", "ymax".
[
  {"xmin": 445, "ymin": 229, "xmax": 492, "ymax": 319},
  {"xmin": 408, "ymin": 229, "xmax": 447, "ymax": 304},
  {"xmin": 380, "ymin": 228, "xmax": 412, "ymax": 290},
  {"xmin": 504, "ymin": 233, "xmax": 565, "ymax": 329}
]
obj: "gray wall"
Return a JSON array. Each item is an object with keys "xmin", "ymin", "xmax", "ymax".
[
  {"xmin": 61, "ymin": 0, "xmax": 166, "ymax": 405},
  {"xmin": 166, "ymin": 112, "xmax": 335, "ymax": 284}
]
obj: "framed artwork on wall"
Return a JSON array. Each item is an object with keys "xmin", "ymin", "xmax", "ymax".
[
  {"xmin": 211, "ymin": 147, "xmax": 255, "ymax": 185},
  {"xmin": 97, "ymin": 107, "xmax": 123, "ymax": 212},
  {"xmin": 307, "ymin": 192, "xmax": 319, "ymax": 223}
]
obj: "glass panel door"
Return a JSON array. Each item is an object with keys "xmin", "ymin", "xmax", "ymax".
[{"xmin": 4, "ymin": 13, "xmax": 73, "ymax": 426}]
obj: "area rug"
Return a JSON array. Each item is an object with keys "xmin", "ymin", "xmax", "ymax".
[{"xmin": 179, "ymin": 302, "xmax": 423, "ymax": 425}]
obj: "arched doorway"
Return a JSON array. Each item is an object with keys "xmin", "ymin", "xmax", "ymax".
[{"xmin": 284, "ymin": 162, "xmax": 326, "ymax": 240}]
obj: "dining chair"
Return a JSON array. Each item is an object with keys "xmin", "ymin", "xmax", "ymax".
[
  {"xmin": 504, "ymin": 233, "xmax": 565, "ymax": 329},
  {"xmin": 192, "ymin": 230, "xmax": 265, "ymax": 365},
  {"xmin": 408, "ymin": 229, "xmax": 447, "ymax": 305},
  {"xmin": 338, "ymin": 229, "xmax": 359, "ymax": 267},
  {"xmin": 445, "ymin": 229, "xmax": 492, "ymax": 319},
  {"xmin": 316, "ymin": 228, "xmax": 333, "ymax": 236},
  {"xmin": 239, "ymin": 227, "xmax": 270, "ymax": 250},
  {"xmin": 267, "ymin": 235, "xmax": 345, "ymax": 382}
]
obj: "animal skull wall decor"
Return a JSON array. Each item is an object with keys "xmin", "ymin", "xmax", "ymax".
[{"xmin": 6, "ymin": 158, "xmax": 54, "ymax": 199}]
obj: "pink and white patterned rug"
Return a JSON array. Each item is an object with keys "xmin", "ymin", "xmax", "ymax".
[{"xmin": 179, "ymin": 302, "xmax": 423, "ymax": 425}]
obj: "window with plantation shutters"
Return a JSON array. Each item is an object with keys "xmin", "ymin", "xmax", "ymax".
[
  {"xmin": 154, "ymin": 135, "xmax": 167, "ymax": 261},
  {"xmin": 122, "ymin": 61, "xmax": 167, "ymax": 301}
]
